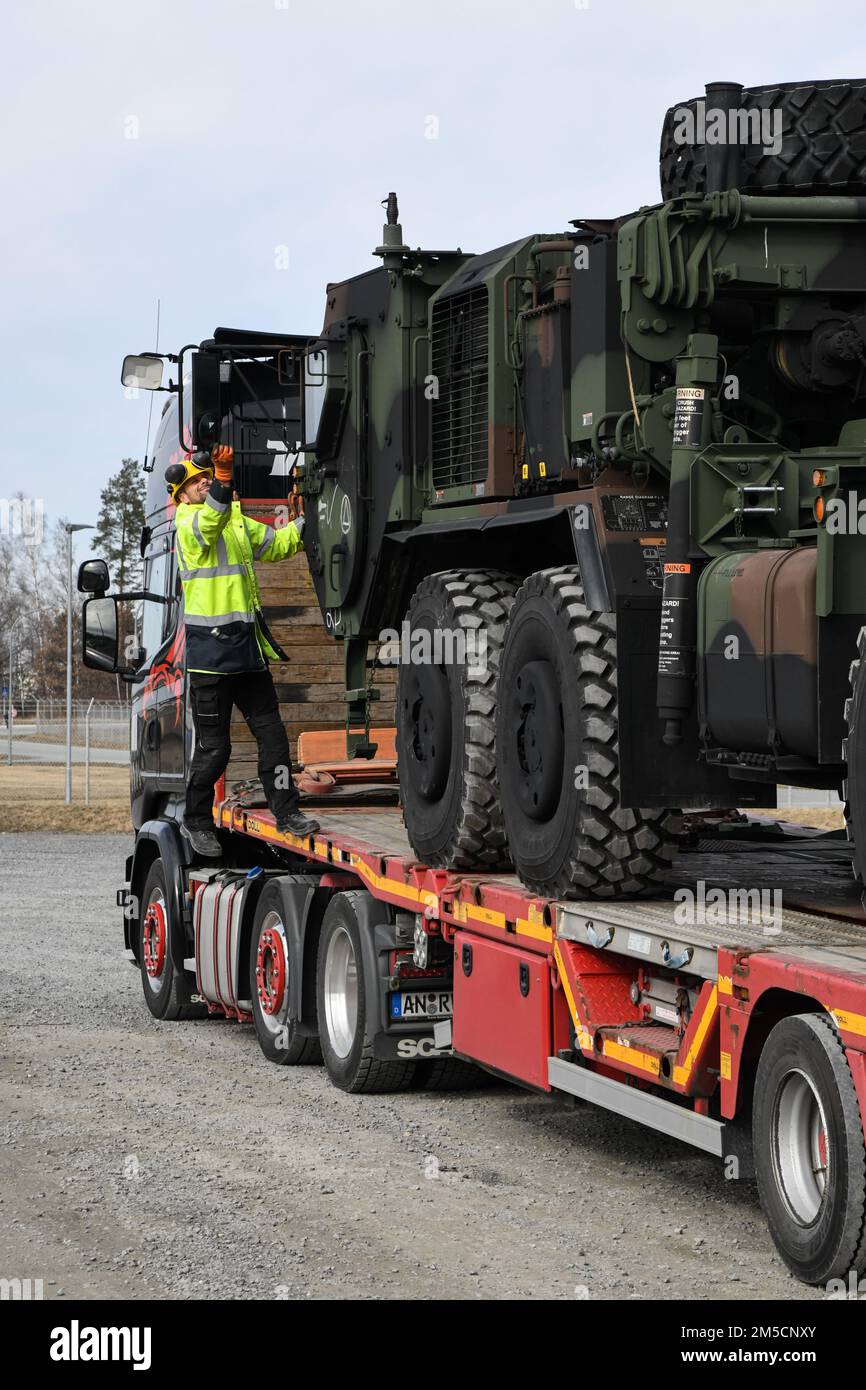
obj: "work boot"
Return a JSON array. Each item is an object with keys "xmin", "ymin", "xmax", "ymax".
[
  {"xmin": 181, "ymin": 822, "xmax": 222, "ymax": 858},
  {"xmin": 276, "ymin": 810, "xmax": 321, "ymax": 837}
]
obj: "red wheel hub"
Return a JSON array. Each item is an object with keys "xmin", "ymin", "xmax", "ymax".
[
  {"xmin": 256, "ymin": 927, "xmax": 287, "ymax": 1016},
  {"xmin": 143, "ymin": 900, "xmax": 167, "ymax": 979}
]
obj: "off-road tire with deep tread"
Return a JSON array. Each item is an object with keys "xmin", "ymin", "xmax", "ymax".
[
  {"xmin": 753, "ymin": 1012, "xmax": 866, "ymax": 1284},
  {"xmin": 660, "ymin": 79, "xmax": 866, "ymax": 201},
  {"xmin": 396, "ymin": 569, "xmax": 519, "ymax": 871},
  {"xmin": 497, "ymin": 567, "xmax": 681, "ymax": 899}
]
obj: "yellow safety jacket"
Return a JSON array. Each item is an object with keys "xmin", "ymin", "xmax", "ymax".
[{"xmin": 174, "ymin": 479, "xmax": 304, "ymax": 675}]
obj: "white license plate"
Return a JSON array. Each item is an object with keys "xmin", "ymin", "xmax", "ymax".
[{"xmin": 390, "ymin": 990, "xmax": 453, "ymax": 1020}]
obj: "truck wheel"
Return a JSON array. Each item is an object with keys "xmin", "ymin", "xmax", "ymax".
[
  {"xmin": 753, "ymin": 1012, "xmax": 866, "ymax": 1285},
  {"xmin": 496, "ymin": 567, "xmax": 681, "ymax": 898},
  {"xmin": 249, "ymin": 880, "xmax": 322, "ymax": 1066},
  {"xmin": 396, "ymin": 569, "xmax": 518, "ymax": 870},
  {"xmin": 660, "ymin": 79, "xmax": 866, "ymax": 200},
  {"xmin": 139, "ymin": 860, "xmax": 204, "ymax": 1021},
  {"xmin": 316, "ymin": 892, "xmax": 416, "ymax": 1094},
  {"xmin": 843, "ymin": 626, "xmax": 866, "ymax": 906}
]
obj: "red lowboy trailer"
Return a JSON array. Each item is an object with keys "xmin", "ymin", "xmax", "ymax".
[{"xmin": 120, "ymin": 782, "xmax": 866, "ymax": 1289}]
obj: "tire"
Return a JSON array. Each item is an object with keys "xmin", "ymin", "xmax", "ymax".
[
  {"xmin": 843, "ymin": 626, "xmax": 866, "ymax": 908},
  {"xmin": 496, "ymin": 567, "xmax": 681, "ymax": 898},
  {"xmin": 660, "ymin": 79, "xmax": 866, "ymax": 200},
  {"xmin": 249, "ymin": 880, "xmax": 322, "ymax": 1065},
  {"xmin": 396, "ymin": 569, "xmax": 518, "ymax": 870},
  {"xmin": 139, "ymin": 860, "xmax": 205, "ymax": 1021},
  {"xmin": 418, "ymin": 1058, "xmax": 489, "ymax": 1091},
  {"xmin": 753, "ymin": 1012, "xmax": 866, "ymax": 1285},
  {"xmin": 316, "ymin": 892, "xmax": 417, "ymax": 1094}
]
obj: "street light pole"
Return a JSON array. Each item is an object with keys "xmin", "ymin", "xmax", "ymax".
[
  {"xmin": 7, "ymin": 620, "xmax": 15, "ymax": 766},
  {"xmin": 64, "ymin": 522, "xmax": 94, "ymax": 805}
]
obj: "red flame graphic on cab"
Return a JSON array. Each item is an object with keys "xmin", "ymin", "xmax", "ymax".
[{"xmin": 141, "ymin": 625, "xmax": 186, "ymax": 727}]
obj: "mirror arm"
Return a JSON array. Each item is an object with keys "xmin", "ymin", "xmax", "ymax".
[{"xmin": 114, "ymin": 591, "xmax": 172, "ymax": 605}]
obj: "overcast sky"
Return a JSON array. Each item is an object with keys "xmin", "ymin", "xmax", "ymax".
[{"xmin": 2, "ymin": 0, "xmax": 863, "ymax": 568}]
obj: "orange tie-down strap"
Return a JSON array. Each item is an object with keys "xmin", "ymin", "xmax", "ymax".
[{"xmin": 295, "ymin": 728, "xmax": 397, "ymax": 793}]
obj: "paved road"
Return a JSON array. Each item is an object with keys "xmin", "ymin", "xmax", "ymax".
[
  {"xmin": 3, "ymin": 740, "xmax": 127, "ymax": 764},
  {"xmin": 1, "ymin": 833, "xmax": 821, "ymax": 1302}
]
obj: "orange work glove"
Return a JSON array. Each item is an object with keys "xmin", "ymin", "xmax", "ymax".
[{"xmin": 212, "ymin": 445, "xmax": 234, "ymax": 483}]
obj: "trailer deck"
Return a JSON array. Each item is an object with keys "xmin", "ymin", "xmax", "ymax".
[{"xmin": 215, "ymin": 794, "xmax": 866, "ymax": 971}]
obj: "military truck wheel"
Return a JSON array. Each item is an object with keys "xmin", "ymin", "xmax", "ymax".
[
  {"xmin": 139, "ymin": 860, "xmax": 205, "ymax": 1021},
  {"xmin": 753, "ymin": 1012, "xmax": 866, "ymax": 1285},
  {"xmin": 497, "ymin": 567, "xmax": 681, "ymax": 899},
  {"xmin": 660, "ymin": 79, "xmax": 866, "ymax": 200},
  {"xmin": 396, "ymin": 569, "xmax": 518, "ymax": 870}
]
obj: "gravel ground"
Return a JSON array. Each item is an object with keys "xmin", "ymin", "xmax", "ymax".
[{"xmin": 1, "ymin": 833, "xmax": 822, "ymax": 1302}]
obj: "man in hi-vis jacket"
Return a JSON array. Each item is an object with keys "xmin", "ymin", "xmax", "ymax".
[{"xmin": 166, "ymin": 444, "xmax": 320, "ymax": 857}]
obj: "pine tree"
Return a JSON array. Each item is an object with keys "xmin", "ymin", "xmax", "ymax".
[{"xmin": 92, "ymin": 458, "xmax": 146, "ymax": 592}]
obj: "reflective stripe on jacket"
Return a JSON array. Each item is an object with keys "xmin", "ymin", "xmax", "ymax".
[{"xmin": 174, "ymin": 479, "xmax": 303, "ymax": 674}]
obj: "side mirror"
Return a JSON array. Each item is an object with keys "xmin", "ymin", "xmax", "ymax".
[
  {"xmin": 82, "ymin": 596, "xmax": 120, "ymax": 672},
  {"xmin": 121, "ymin": 354, "xmax": 164, "ymax": 391},
  {"xmin": 190, "ymin": 349, "xmax": 222, "ymax": 450},
  {"xmin": 77, "ymin": 558, "xmax": 110, "ymax": 595}
]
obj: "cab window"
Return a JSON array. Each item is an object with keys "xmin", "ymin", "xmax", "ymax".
[{"xmin": 140, "ymin": 549, "xmax": 170, "ymax": 659}]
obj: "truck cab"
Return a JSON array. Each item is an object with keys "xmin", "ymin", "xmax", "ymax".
[{"xmin": 80, "ymin": 330, "xmax": 312, "ymax": 828}]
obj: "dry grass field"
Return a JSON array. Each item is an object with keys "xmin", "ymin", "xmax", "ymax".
[{"xmin": 0, "ymin": 764, "xmax": 131, "ymax": 832}]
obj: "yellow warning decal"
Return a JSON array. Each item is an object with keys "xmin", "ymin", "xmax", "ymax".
[
  {"xmin": 720, "ymin": 1051, "xmax": 732, "ymax": 1081},
  {"xmin": 829, "ymin": 1006, "xmax": 866, "ymax": 1038},
  {"xmin": 603, "ymin": 1039, "xmax": 660, "ymax": 1077}
]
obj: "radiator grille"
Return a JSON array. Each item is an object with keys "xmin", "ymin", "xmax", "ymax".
[{"xmin": 431, "ymin": 285, "xmax": 488, "ymax": 490}]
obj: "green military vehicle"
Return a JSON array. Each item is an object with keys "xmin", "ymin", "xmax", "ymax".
[{"xmin": 133, "ymin": 78, "xmax": 866, "ymax": 904}]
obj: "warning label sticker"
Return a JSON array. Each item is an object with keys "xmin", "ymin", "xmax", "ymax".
[{"xmin": 672, "ymin": 386, "xmax": 705, "ymax": 449}]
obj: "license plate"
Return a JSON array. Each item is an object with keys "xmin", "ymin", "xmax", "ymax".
[{"xmin": 390, "ymin": 990, "xmax": 453, "ymax": 1020}]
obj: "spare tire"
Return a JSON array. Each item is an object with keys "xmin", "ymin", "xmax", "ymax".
[{"xmin": 659, "ymin": 79, "xmax": 866, "ymax": 200}]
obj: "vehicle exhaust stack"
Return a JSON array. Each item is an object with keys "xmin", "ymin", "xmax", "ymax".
[{"xmin": 704, "ymin": 80, "xmax": 745, "ymax": 193}]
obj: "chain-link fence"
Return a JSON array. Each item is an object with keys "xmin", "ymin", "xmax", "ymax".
[{"xmin": 0, "ymin": 697, "xmax": 130, "ymax": 830}]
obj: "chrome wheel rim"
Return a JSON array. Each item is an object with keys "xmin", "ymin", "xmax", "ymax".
[
  {"xmin": 323, "ymin": 925, "xmax": 358, "ymax": 1059},
  {"xmin": 771, "ymin": 1068, "xmax": 830, "ymax": 1226}
]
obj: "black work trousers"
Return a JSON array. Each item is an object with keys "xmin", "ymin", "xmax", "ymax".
[{"xmin": 185, "ymin": 668, "xmax": 299, "ymax": 829}]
